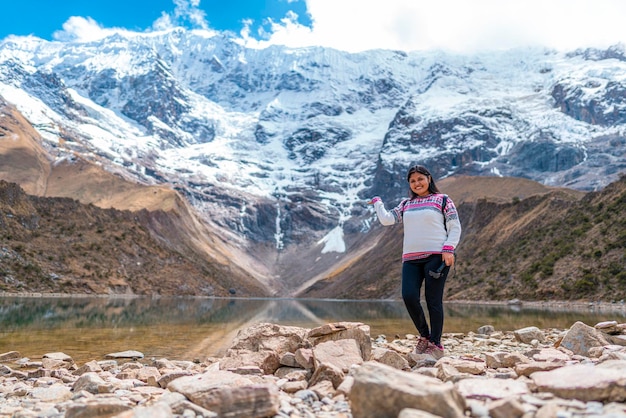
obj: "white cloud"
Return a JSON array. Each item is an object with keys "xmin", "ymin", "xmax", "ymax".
[
  {"xmin": 53, "ymin": 16, "xmax": 125, "ymax": 42},
  {"xmin": 246, "ymin": 0, "xmax": 626, "ymax": 53},
  {"xmin": 152, "ymin": 0, "xmax": 210, "ymax": 31},
  {"xmin": 171, "ymin": 0, "xmax": 208, "ymax": 30},
  {"xmin": 52, "ymin": 0, "xmax": 626, "ymax": 53},
  {"xmin": 152, "ymin": 13, "xmax": 175, "ymax": 32},
  {"xmin": 240, "ymin": 11, "xmax": 314, "ymax": 49},
  {"xmin": 54, "ymin": 0, "xmax": 211, "ymax": 42}
]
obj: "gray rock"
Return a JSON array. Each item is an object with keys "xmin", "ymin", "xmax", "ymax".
[
  {"xmin": 118, "ymin": 402, "xmax": 174, "ymax": 418},
  {"xmin": 294, "ymin": 347, "xmax": 315, "ymax": 369},
  {"xmin": 228, "ymin": 322, "xmax": 309, "ymax": 355},
  {"xmin": 484, "ymin": 351, "xmax": 530, "ymax": 369},
  {"xmin": 3, "ymin": 319, "xmax": 626, "ymax": 418},
  {"xmin": 309, "ymin": 322, "xmax": 372, "ymax": 360},
  {"xmin": 167, "ymin": 370, "xmax": 279, "ymax": 418},
  {"xmin": 531, "ymin": 362, "xmax": 626, "ymax": 402},
  {"xmin": 308, "ymin": 361, "xmax": 345, "ymax": 389},
  {"xmin": 64, "ymin": 398, "xmax": 132, "ymax": 418},
  {"xmin": 220, "ymin": 348, "xmax": 281, "ymax": 375},
  {"xmin": 0, "ymin": 351, "xmax": 21, "ymax": 362},
  {"xmin": 477, "ymin": 325, "xmax": 496, "ymax": 335},
  {"xmin": 73, "ymin": 360, "xmax": 103, "ymax": 376},
  {"xmin": 30, "ymin": 383, "xmax": 72, "ymax": 403},
  {"xmin": 559, "ymin": 321, "xmax": 611, "ymax": 356},
  {"xmin": 514, "ymin": 326, "xmax": 546, "ymax": 344},
  {"xmin": 72, "ymin": 372, "xmax": 109, "ymax": 395},
  {"xmin": 156, "ymin": 370, "xmax": 194, "ymax": 388},
  {"xmin": 157, "ymin": 392, "xmax": 218, "ymax": 417},
  {"xmin": 313, "ymin": 339, "xmax": 364, "ymax": 372},
  {"xmin": 350, "ymin": 361, "xmax": 466, "ymax": 418},
  {"xmin": 371, "ymin": 346, "xmax": 410, "ymax": 370},
  {"xmin": 455, "ymin": 377, "xmax": 530, "ymax": 400},
  {"xmin": 105, "ymin": 350, "xmax": 144, "ymax": 360},
  {"xmin": 279, "ymin": 352, "xmax": 299, "ymax": 367},
  {"xmin": 488, "ymin": 397, "xmax": 526, "ymax": 418}
]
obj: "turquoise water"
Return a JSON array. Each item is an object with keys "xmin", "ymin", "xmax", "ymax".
[{"xmin": 0, "ymin": 296, "xmax": 623, "ymax": 364}]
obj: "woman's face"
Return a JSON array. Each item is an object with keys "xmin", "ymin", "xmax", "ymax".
[{"xmin": 409, "ymin": 172, "xmax": 430, "ymax": 196}]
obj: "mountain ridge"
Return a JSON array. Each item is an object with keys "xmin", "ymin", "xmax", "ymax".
[
  {"xmin": 0, "ymin": 31, "xmax": 625, "ymax": 297},
  {"xmin": 1, "ymin": 89, "xmax": 623, "ymax": 300}
]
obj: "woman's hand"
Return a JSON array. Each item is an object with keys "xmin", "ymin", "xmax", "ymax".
[{"xmin": 442, "ymin": 252, "xmax": 455, "ymax": 266}]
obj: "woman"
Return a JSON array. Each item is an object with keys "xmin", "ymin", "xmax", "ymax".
[{"xmin": 369, "ymin": 165, "xmax": 461, "ymax": 358}]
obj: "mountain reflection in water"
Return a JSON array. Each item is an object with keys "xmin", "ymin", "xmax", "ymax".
[{"xmin": 0, "ymin": 297, "xmax": 624, "ymax": 364}]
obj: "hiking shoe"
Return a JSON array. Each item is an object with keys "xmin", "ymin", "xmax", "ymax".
[
  {"xmin": 423, "ymin": 342, "xmax": 444, "ymax": 359},
  {"xmin": 413, "ymin": 337, "xmax": 430, "ymax": 354}
]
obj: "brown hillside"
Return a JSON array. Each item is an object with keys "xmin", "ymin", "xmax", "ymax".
[
  {"xmin": 439, "ymin": 175, "xmax": 585, "ymax": 203},
  {"xmin": 298, "ymin": 175, "xmax": 626, "ymax": 302},
  {"xmin": 450, "ymin": 177, "xmax": 626, "ymax": 301},
  {"xmin": 0, "ymin": 180, "xmax": 270, "ymax": 296}
]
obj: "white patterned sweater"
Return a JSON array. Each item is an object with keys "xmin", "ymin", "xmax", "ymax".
[{"xmin": 371, "ymin": 193, "xmax": 462, "ymax": 262}]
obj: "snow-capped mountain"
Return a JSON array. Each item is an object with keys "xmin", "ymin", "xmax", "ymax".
[{"xmin": 1, "ymin": 29, "xmax": 625, "ymax": 268}]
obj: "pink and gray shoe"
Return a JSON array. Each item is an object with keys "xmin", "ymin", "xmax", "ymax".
[
  {"xmin": 413, "ymin": 337, "xmax": 430, "ymax": 354},
  {"xmin": 423, "ymin": 342, "xmax": 444, "ymax": 359}
]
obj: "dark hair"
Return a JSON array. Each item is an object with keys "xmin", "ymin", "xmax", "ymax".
[{"xmin": 406, "ymin": 165, "xmax": 440, "ymax": 198}]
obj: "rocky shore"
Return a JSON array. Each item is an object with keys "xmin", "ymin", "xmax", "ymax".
[{"xmin": 1, "ymin": 319, "xmax": 625, "ymax": 418}]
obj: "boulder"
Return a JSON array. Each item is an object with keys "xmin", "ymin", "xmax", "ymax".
[
  {"xmin": 313, "ymin": 339, "xmax": 364, "ymax": 372},
  {"xmin": 167, "ymin": 369, "xmax": 279, "ymax": 418},
  {"xmin": 350, "ymin": 361, "xmax": 466, "ymax": 418},
  {"xmin": 220, "ymin": 349, "xmax": 281, "ymax": 375},
  {"xmin": 72, "ymin": 372, "xmax": 110, "ymax": 394},
  {"xmin": 309, "ymin": 322, "xmax": 372, "ymax": 360},
  {"xmin": 531, "ymin": 362, "xmax": 626, "ymax": 402},
  {"xmin": 514, "ymin": 326, "xmax": 546, "ymax": 344},
  {"xmin": 370, "ymin": 347, "xmax": 410, "ymax": 370},
  {"xmin": 65, "ymin": 398, "xmax": 132, "ymax": 418},
  {"xmin": 105, "ymin": 350, "xmax": 144, "ymax": 360},
  {"xmin": 227, "ymin": 322, "xmax": 309, "ymax": 355},
  {"xmin": 558, "ymin": 321, "xmax": 611, "ymax": 356},
  {"xmin": 455, "ymin": 377, "xmax": 530, "ymax": 400},
  {"xmin": 0, "ymin": 351, "xmax": 21, "ymax": 362}
]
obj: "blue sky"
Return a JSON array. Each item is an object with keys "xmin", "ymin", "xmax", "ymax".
[
  {"xmin": 0, "ymin": 0, "xmax": 311, "ymax": 41},
  {"xmin": 1, "ymin": 0, "xmax": 626, "ymax": 53}
]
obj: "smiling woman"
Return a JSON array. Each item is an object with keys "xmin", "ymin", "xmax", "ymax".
[{"xmin": 369, "ymin": 164, "xmax": 462, "ymax": 357}]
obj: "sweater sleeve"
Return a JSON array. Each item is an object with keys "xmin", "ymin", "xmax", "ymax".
[
  {"xmin": 442, "ymin": 196, "xmax": 462, "ymax": 251},
  {"xmin": 371, "ymin": 196, "xmax": 405, "ymax": 226}
]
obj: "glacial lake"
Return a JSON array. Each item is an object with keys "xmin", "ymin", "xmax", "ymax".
[{"xmin": 0, "ymin": 296, "xmax": 625, "ymax": 364}]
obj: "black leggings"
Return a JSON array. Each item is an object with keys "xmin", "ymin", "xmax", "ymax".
[{"xmin": 401, "ymin": 255, "xmax": 449, "ymax": 346}]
